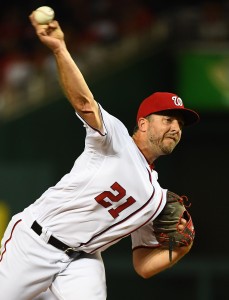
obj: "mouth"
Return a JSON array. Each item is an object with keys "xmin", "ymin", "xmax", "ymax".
[
  {"xmin": 165, "ymin": 136, "xmax": 178, "ymax": 143},
  {"xmin": 165, "ymin": 135, "xmax": 176, "ymax": 140}
]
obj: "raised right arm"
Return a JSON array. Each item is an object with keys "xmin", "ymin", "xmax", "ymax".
[{"xmin": 29, "ymin": 14, "xmax": 102, "ymax": 131}]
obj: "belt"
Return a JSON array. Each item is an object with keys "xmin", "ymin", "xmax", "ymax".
[{"xmin": 31, "ymin": 221, "xmax": 80, "ymax": 258}]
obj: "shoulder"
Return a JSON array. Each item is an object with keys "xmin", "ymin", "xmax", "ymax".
[{"xmin": 99, "ymin": 104, "xmax": 129, "ymax": 136}]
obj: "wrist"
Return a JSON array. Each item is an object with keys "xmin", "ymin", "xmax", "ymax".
[{"xmin": 53, "ymin": 41, "xmax": 68, "ymax": 56}]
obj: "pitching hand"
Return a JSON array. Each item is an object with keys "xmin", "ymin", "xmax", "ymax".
[{"xmin": 29, "ymin": 12, "xmax": 65, "ymax": 52}]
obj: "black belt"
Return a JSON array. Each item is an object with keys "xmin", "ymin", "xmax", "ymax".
[{"xmin": 31, "ymin": 221, "xmax": 80, "ymax": 258}]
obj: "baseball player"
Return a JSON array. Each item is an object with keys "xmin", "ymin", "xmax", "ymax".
[{"xmin": 0, "ymin": 13, "xmax": 199, "ymax": 300}]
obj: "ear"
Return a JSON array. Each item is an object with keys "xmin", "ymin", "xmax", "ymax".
[{"xmin": 137, "ymin": 117, "xmax": 148, "ymax": 132}]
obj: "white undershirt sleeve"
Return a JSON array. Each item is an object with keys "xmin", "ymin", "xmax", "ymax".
[{"xmin": 131, "ymin": 221, "xmax": 160, "ymax": 250}]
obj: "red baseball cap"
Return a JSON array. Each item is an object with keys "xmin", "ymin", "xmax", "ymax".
[{"xmin": 136, "ymin": 92, "xmax": 200, "ymax": 126}]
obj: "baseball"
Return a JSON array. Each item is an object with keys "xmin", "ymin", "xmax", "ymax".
[{"xmin": 34, "ymin": 6, "xmax": 55, "ymax": 25}]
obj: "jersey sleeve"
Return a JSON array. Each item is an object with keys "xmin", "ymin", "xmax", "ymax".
[
  {"xmin": 131, "ymin": 221, "xmax": 160, "ymax": 250},
  {"xmin": 75, "ymin": 103, "xmax": 130, "ymax": 155}
]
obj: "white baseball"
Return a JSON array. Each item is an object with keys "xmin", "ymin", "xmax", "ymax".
[{"xmin": 34, "ymin": 6, "xmax": 55, "ymax": 25}]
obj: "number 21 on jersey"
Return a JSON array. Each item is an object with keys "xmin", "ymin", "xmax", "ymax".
[{"xmin": 95, "ymin": 182, "xmax": 136, "ymax": 219}]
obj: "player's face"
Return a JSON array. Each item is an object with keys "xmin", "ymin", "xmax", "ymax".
[{"xmin": 146, "ymin": 113, "xmax": 183, "ymax": 156}]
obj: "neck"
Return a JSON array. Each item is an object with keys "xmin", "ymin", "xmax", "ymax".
[{"xmin": 132, "ymin": 134, "xmax": 159, "ymax": 165}]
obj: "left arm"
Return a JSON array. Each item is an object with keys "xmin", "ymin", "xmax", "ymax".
[
  {"xmin": 131, "ymin": 190, "xmax": 195, "ymax": 279},
  {"xmin": 133, "ymin": 243, "xmax": 192, "ymax": 279}
]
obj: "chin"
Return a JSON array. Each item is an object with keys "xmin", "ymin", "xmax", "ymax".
[{"xmin": 161, "ymin": 146, "xmax": 175, "ymax": 155}]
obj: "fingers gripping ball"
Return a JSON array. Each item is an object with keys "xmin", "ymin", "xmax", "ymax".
[
  {"xmin": 34, "ymin": 6, "xmax": 55, "ymax": 25},
  {"xmin": 153, "ymin": 191, "xmax": 195, "ymax": 261}
]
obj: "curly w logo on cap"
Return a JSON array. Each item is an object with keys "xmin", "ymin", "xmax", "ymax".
[{"xmin": 171, "ymin": 96, "xmax": 183, "ymax": 106}]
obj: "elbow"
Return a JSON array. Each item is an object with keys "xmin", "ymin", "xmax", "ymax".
[
  {"xmin": 134, "ymin": 263, "xmax": 158, "ymax": 279},
  {"xmin": 135, "ymin": 269, "xmax": 151, "ymax": 279},
  {"xmin": 135, "ymin": 268, "xmax": 160, "ymax": 279},
  {"xmin": 139, "ymin": 272, "xmax": 154, "ymax": 280},
  {"xmin": 133, "ymin": 244, "xmax": 193, "ymax": 280}
]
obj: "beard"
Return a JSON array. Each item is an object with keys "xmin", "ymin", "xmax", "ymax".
[
  {"xmin": 150, "ymin": 135, "xmax": 179, "ymax": 155},
  {"xmin": 159, "ymin": 142, "xmax": 176, "ymax": 154}
]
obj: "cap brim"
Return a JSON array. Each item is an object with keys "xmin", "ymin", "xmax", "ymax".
[
  {"xmin": 156, "ymin": 108, "xmax": 200, "ymax": 126},
  {"xmin": 177, "ymin": 108, "xmax": 200, "ymax": 126}
]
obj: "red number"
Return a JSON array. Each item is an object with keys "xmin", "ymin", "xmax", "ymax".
[{"xmin": 95, "ymin": 182, "xmax": 136, "ymax": 218}]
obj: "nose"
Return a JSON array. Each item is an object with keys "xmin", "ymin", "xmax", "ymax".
[{"xmin": 171, "ymin": 119, "xmax": 182, "ymax": 132}]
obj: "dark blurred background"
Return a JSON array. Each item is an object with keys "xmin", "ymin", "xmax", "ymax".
[{"xmin": 0, "ymin": 0, "xmax": 229, "ymax": 299}]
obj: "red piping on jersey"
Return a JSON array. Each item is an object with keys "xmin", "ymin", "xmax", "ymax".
[
  {"xmin": 0, "ymin": 219, "xmax": 22, "ymax": 262},
  {"xmin": 135, "ymin": 144, "xmax": 155, "ymax": 170},
  {"xmin": 80, "ymin": 189, "xmax": 164, "ymax": 253},
  {"xmin": 147, "ymin": 168, "xmax": 152, "ymax": 183},
  {"xmin": 80, "ymin": 189, "xmax": 156, "ymax": 248},
  {"xmin": 77, "ymin": 103, "xmax": 107, "ymax": 136},
  {"xmin": 88, "ymin": 190, "xmax": 164, "ymax": 253}
]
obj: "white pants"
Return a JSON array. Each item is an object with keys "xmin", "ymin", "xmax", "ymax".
[
  {"xmin": 33, "ymin": 289, "xmax": 57, "ymax": 300},
  {"xmin": 0, "ymin": 213, "xmax": 107, "ymax": 300}
]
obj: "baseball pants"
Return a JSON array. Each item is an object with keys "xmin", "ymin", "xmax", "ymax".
[{"xmin": 0, "ymin": 212, "xmax": 107, "ymax": 300}]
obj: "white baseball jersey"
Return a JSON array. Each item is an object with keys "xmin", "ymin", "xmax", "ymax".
[{"xmin": 23, "ymin": 104, "xmax": 167, "ymax": 253}]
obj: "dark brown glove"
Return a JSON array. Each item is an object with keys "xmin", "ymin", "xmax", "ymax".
[{"xmin": 153, "ymin": 191, "xmax": 195, "ymax": 261}]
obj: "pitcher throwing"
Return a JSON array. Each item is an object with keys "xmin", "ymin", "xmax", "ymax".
[{"xmin": 0, "ymin": 9, "xmax": 198, "ymax": 300}]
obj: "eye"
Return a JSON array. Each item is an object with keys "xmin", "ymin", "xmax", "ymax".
[
  {"xmin": 164, "ymin": 117, "xmax": 172, "ymax": 123},
  {"xmin": 163, "ymin": 116, "xmax": 183, "ymax": 129}
]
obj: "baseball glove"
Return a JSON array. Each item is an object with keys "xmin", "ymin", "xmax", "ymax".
[{"xmin": 153, "ymin": 191, "xmax": 195, "ymax": 261}]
